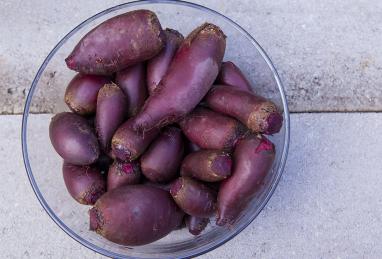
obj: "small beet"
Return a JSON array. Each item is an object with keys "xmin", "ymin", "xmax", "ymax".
[
  {"xmin": 107, "ymin": 161, "xmax": 141, "ymax": 191},
  {"xmin": 147, "ymin": 28, "xmax": 184, "ymax": 94},
  {"xmin": 111, "ymin": 118, "xmax": 159, "ymax": 161},
  {"xmin": 217, "ymin": 135, "xmax": 275, "ymax": 226},
  {"xmin": 186, "ymin": 216, "xmax": 209, "ymax": 235},
  {"xmin": 205, "ymin": 85, "xmax": 283, "ymax": 134},
  {"xmin": 141, "ymin": 127, "xmax": 184, "ymax": 183},
  {"xmin": 49, "ymin": 112, "xmax": 99, "ymax": 165},
  {"xmin": 216, "ymin": 61, "xmax": 252, "ymax": 92},
  {"xmin": 181, "ymin": 150, "xmax": 232, "ymax": 182},
  {"xmin": 115, "ymin": 63, "xmax": 147, "ymax": 116},
  {"xmin": 89, "ymin": 185, "xmax": 184, "ymax": 246},
  {"xmin": 63, "ymin": 163, "xmax": 106, "ymax": 205},
  {"xmin": 170, "ymin": 177, "xmax": 216, "ymax": 218},
  {"xmin": 179, "ymin": 107, "xmax": 246, "ymax": 150},
  {"xmin": 64, "ymin": 74, "xmax": 110, "ymax": 115},
  {"xmin": 96, "ymin": 83, "xmax": 128, "ymax": 152},
  {"xmin": 65, "ymin": 10, "xmax": 165, "ymax": 75}
]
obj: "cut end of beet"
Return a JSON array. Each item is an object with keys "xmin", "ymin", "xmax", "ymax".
[
  {"xmin": 122, "ymin": 163, "xmax": 134, "ymax": 174},
  {"xmin": 255, "ymin": 136, "xmax": 275, "ymax": 153},
  {"xmin": 211, "ymin": 154, "xmax": 232, "ymax": 178},
  {"xmin": 89, "ymin": 207, "xmax": 100, "ymax": 231},
  {"xmin": 170, "ymin": 178, "xmax": 183, "ymax": 196},
  {"xmin": 265, "ymin": 112, "xmax": 283, "ymax": 134},
  {"xmin": 65, "ymin": 56, "xmax": 77, "ymax": 70},
  {"xmin": 112, "ymin": 145, "xmax": 132, "ymax": 161}
]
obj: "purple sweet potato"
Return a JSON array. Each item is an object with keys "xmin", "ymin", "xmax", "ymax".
[
  {"xmin": 170, "ymin": 177, "xmax": 216, "ymax": 218},
  {"xmin": 96, "ymin": 83, "xmax": 128, "ymax": 152},
  {"xmin": 216, "ymin": 61, "xmax": 252, "ymax": 92},
  {"xmin": 63, "ymin": 163, "xmax": 106, "ymax": 205},
  {"xmin": 132, "ymin": 23, "xmax": 226, "ymax": 132},
  {"xmin": 89, "ymin": 185, "xmax": 184, "ymax": 246},
  {"xmin": 115, "ymin": 63, "xmax": 147, "ymax": 116},
  {"xmin": 49, "ymin": 112, "xmax": 99, "ymax": 165},
  {"xmin": 186, "ymin": 216, "xmax": 209, "ymax": 235},
  {"xmin": 205, "ymin": 85, "xmax": 283, "ymax": 134},
  {"xmin": 181, "ymin": 150, "xmax": 232, "ymax": 182},
  {"xmin": 141, "ymin": 127, "xmax": 184, "ymax": 183},
  {"xmin": 64, "ymin": 74, "xmax": 110, "ymax": 115},
  {"xmin": 107, "ymin": 161, "xmax": 141, "ymax": 190},
  {"xmin": 179, "ymin": 107, "xmax": 246, "ymax": 150},
  {"xmin": 147, "ymin": 28, "xmax": 184, "ymax": 94},
  {"xmin": 65, "ymin": 10, "xmax": 165, "ymax": 75},
  {"xmin": 217, "ymin": 135, "xmax": 275, "ymax": 226},
  {"xmin": 111, "ymin": 118, "xmax": 159, "ymax": 161}
]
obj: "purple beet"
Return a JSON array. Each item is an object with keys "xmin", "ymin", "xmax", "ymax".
[
  {"xmin": 64, "ymin": 74, "xmax": 110, "ymax": 115},
  {"xmin": 141, "ymin": 127, "xmax": 184, "ymax": 183},
  {"xmin": 49, "ymin": 112, "xmax": 99, "ymax": 165},
  {"xmin": 115, "ymin": 63, "xmax": 147, "ymax": 117},
  {"xmin": 89, "ymin": 185, "xmax": 184, "ymax": 246},
  {"xmin": 95, "ymin": 83, "xmax": 128, "ymax": 152},
  {"xmin": 147, "ymin": 28, "xmax": 184, "ymax": 94},
  {"xmin": 107, "ymin": 161, "xmax": 141, "ymax": 191},
  {"xmin": 216, "ymin": 61, "xmax": 252, "ymax": 92},
  {"xmin": 63, "ymin": 163, "xmax": 106, "ymax": 205},
  {"xmin": 186, "ymin": 216, "xmax": 209, "ymax": 235}
]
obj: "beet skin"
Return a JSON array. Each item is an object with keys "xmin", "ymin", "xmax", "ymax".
[
  {"xmin": 179, "ymin": 107, "xmax": 246, "ymax": 150},
  {"xmin": 63, "ymin": 163, "xmax": 106, "ymax": 205},
  {"xmin": 132, "ymin": 23, "xmax": 226, "ymax": 132},
  {"xmin": 65, "ymin": 10, "xmax": 165, "ymax": 75},
  {"xmin": 107, "ymin": 161, "xmax": 141, "ymax": 191},
  {"xmin": 141, "ymin": 127, "xmax": 184, "ymax": 183},
  {"xmin": 216, "ymin": 61, "xmax": 252, "ymax": 92},
  {"xmin": 115, "ymin": 63, "xmax": 147, "ymax": 116},
  {"xmin": 205, "ymin": 85, "xmax": 283, "ymax": 134},
  {"xmin": 49, "ymin": 112, "xmax": 99, "ymax": 165},
  {"xmin": 186, "ymin": 216, "xmax": 209, "ymax": 235},
  {"xmin": 217, "ymin": 135, "xmax": 275, "ymax": 226},
  {"xmin": 64, "ymin": 73, "xmax": 110, "ymax": 115},
  {"xmin": 89, "ymin": 185, "xmax": 184, "ymax": 246},
  {"xmin": 111, "ymin": 118, "xmax": 159, "ymax": 161},
  {"xmin": 96, "ymin": 83, "xmax": 128, "ymax": 152},
  {"xmin": 181, "ymin": 150, "xmax": 232, "ymax": 182},
  {"xmin": 170, "ymin": 177, "xmax": 216, "ymax": 218},
  {"xmin": 147, "ymin": 28, "xmax": 184, "ymax": 94}
]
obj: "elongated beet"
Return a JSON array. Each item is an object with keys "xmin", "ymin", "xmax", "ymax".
[
  {"xmin": 181, "ymin": 150, "xmax": 232, "ymax": 182},
  {"xmin": 132, "ymin": 23, "xmax": 226, "ymax": 131},
  {"xmin": 89, "ymin": 185, "xmax": 184, "ymax": 246},
  {"xmin": 205, "ymin": 85, "xmax": 283, "ymax": 134},
  {"xmin": 65, "ymin": 10, "xmax": 165, "ymax": 75},
  {"xmin": 64, "ymin": 74, "xmax": 110, "ymax": 115},
  {"xmin": 107, "ymin": 161, "xmax": 141, "ymax": 190},
  {"xmin": 147, "ymin": 28, "xmax": 184, "ymax": 94},
  {"xmin": 115, "ymin": 63, "xmax": 147, "ymax": 116},
  {"xmin": 111, "ymin": 118, "xmax": 159, "ymax": 161},
  {"xmin": 141, "ymin": 127, "xmax": 184, "ymax": 182},
  {"xmin": 216, "ymin": 61, "xmax": 252, "ymax": 92},
  {"xmin": 170, "ymin": 177, "xmax": 216, "ymax": 218},
  {"xmin": 49, "ymin": 112, "xmax": 99, "ymax": 165},
  {"xmin": 217, "ymin": 135, "xmax": 275, "ymax": 226},
  {"xmin": 63, "ymin": 163, "xmax": 106, "ymax": 205},
  {"xmin": 186, "ymin": 216, "xmax": 209, "ymax": 235},
  {"xmin": 96, "ymin": 83, "xmax": 128, "ymax": 152},
  {"xmin": 179, "ymin": 107, "xmax": 246, "ymax": 150}
]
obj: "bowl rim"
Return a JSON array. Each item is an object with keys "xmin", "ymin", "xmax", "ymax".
[{"xmin": 21, "ymin": 0, "xmax": 290, "ymax": 258}]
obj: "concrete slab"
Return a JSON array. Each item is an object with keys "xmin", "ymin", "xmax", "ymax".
[
  {"xmin": 1, "ymin": 0, "xmax": 382, "ymax": 114},
  {"xmin": 1, "ymin": 113, "xmax": 381, "ymax": 258}
]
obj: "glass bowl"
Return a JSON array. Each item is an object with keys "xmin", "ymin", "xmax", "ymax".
[{"xmin": 21, "ymin": 0, "xmax": 290, "ymax": 258}]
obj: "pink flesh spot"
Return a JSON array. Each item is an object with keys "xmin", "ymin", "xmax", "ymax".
[
  {"xmin": 170, "ymin": 178, "xmax": 183, "ymax": 196},
  {"xmin": 255, "ymin": 137, "xmax": 274, "ymax": 153},
  {"xmin": 65, "ymin": 56, "xmax": 76, "ymax": 70},
  {"xmin": 122, "ymin": 163, "xmax": 134, "ymax": 174}
]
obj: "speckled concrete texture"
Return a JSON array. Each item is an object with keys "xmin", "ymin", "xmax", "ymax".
[
  {"xmin": 0, "ymin": 0, "xmax": 381, "ymax": 114},
  {"xmin": 2, "ymin": 113, "xmax": 381, "ymax": 258}
]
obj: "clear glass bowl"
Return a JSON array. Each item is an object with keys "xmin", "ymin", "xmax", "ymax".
[{"xmin": 21, "ymin": 1, "xmax": 290, "ymax": 258}]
